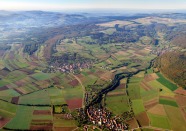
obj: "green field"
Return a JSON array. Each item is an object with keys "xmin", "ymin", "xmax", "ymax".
[
  {"xmin": 5, "ymin": 70, "xmax": 27, "ymax": 83},
  {"xmin": 127, "ymin": 83, "xmax": 141, "ymax": 100},
  {"xmin": 54, "ymin": 119, "xmax": 76, "ymax": 127},
  {"xmin": 0, "ymin": 100, "xmax": 17, "ymax": 118},
  {"xmin": 159, "ymin": 98, "xmax": 178, "ymax": 107},
  {"xmin": 0, "ymin": 80, "xmax": 9, "ymax": 87},
  {"xmin": 12, "ymin": 59, "xmax": 28, "ymax": 68},
  {"xmin": 81, "ymin": 74, "xmax": 98, "ymax": 87},
  {"xmin": 0, "ymin": 89, "xmax": 20, "ymax": 97},
  {"xmin": 34, "ymin": 106, "xmax": 51, "ymax": 111},
  {"xmin": 164, "ymin": 105, "xmax": 186, "ymax": 131},
  {"xmin": 5, "ymin": 106, "xmax": 33, "ymax": 129},
  {"xmin": 32, "ymin": 72, "xmax": 54, "ymax": 80},
  {"xmin": 48, "ymin": 87, "xmax": 66, "ymax": 105},
  {"xmin": 132, "ymin": 99, "xmax": 145, "ymax": 115},
  {"xmin": 19, "ymin": 90, "xmax": 51, "ymax": 105},
  {"xmin": 64, "ymin": 86, "xmax": 83, "ymax": 100},
  {"xmin": 105, "ymin": 95, "xmax": 130, "ymax": 115},
  {"xmin": 148, "ymin": 80, "xmax": 174, "ymax": 97},
  {"xmin": 156, "ymin": 72, "xmax": 178, "ymax": 91},
  {"xmin": 146, "ymin": 68, "xmax": 153, "ymax": 74},
  {"xmin": 148, "ymin": 113, "xmax": 171, "ymax": 129},
  {"xmin": 140, "ymin": 88, "xmax": 159, "ymax": 102},
  {"xmin": 54, "ymin": 106, "xmax": 62, "ymax": 113},
  {"xmin": 141, "ymin": 128, "xmax": 154, "ymax": 131}
]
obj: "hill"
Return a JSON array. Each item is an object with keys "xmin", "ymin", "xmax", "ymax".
[{"xmin": 154, "ymin": 51, "xmax": 186, "ymax": 89}]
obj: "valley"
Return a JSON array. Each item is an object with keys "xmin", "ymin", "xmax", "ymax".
[{"xmin": 0, "ymin": 11, "xmax": 186, "ymax": 131}]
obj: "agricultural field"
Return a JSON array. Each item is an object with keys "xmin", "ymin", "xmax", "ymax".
[
  {"xmin": 18, "ymin": 90, "xmax": 51, "ymax": 105},
  {"xmin": 0, "ymin": 101, "xmax": 17, "ymax": 118},
  {"xmin": 0, "ymin": 11, "xmax": 186, "ymax": 130},
  {"xmin": 5, "ymin": 106, "xmax": 34, "ymax": 130},
  {"xmin": 0, "ymin": 45, "xmax": 83, "ymax": 130},
  {"xmin": 105, "ymin": 95, "xmax": 130, "ymax": 115},
  {"xmin": 105, "ymin": 69, "xmax": 186, "ymax": 130},
  {"xmin": 159, "ymin": 98, "xmax": 178, "ymax": 107},
  {"xmin": 148, "ymin": 113, "xmax": 171, "ymax": 129},
  {"xmin": 164, "ymin": 105, "xmax": 186, "ymax": 131},
  {"xmin": 156, "ymin": 72, "xmax": 178, "ymax": 91}
]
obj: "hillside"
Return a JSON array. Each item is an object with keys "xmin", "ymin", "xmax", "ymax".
[
  {"xmin": 154, "ymin": 51, "xmax": 186, "ymax": 89},
  {"xmin": 171, "ymin": 34, "xmax": 186, "ymax": 48}
]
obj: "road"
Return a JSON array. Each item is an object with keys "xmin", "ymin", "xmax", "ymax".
[{"xmin": 71, "ymin": 74, "xmax": 85, "ymax": 108}]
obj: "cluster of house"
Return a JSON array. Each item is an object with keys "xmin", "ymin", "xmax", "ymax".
[
  {"xmin": 87, "ymin": 107, "xmax": 128, "ymax": 130},
  {"xmin": 62, "ymin": 113, "xmax": 73, "ymax": 119},
  {"xmin": 100, "ymin": 65, "xmax": 110, "ymax": 70},
  {"xmin": 151, "ymin": 47, "xmax": 170, "ymax": 56},
  {"xmin": 51, "ymin": 61, "xmax": 93, "ymax": 73}
]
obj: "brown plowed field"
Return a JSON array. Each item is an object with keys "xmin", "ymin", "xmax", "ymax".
[
  {"xmin": 107, "ymin": 92, "xmax": 125, "ymax": 96},
  {"xmin": 11, "ymin": 97, "xmax": 19, "ymax": 104},
  {"xmin": 127, "ymin": 118, "xmax": 138, "ymax": 129},
  {"xmin": 15, "ymin": 87, "xmax": 29, "ymax": 94},
  {"xmin": 33, "ymin": 110, "xmax": 51, "ymax": 115},
  {"xmin": 66, "ymin": 98, "xmax": 82, "ymax": 110},
  {"xmin": 144, "ymin": 73, "xmax": 159, "ymax": 82},
  {"xmin": 95, "ymin": 71, "xmax": 104, "ymax": 76},
  {"xmin": 31, "ymin": 120, "xmax": 53, "ymax": 123},
  {"xmin": 19, "ymin": 68, "xmax": 34, "ymax": 75},
  {"xmin": 54, "ymin": 127, "xmax": 76, "ymax": 131},
  {"xmin": 140, "ymin": 81, "xmax": 152, "ymax": 91},
  {"xmin": 75, "ymin": 74, "xmax": 83, "ymax": 78},
  {"xmin": 144, "ymin": 98, "xmax": 159, "ymax": 110},
  {"xmin": 69, "ymin": 79, "xmax": 79, "ymax": 87},
  {"xmin": 0, "ymin": 117, "xmax": 11, "ymax": 128},
  {"xmin": 148, "ymin": 104, "xmax": 167, "ymax": 116},
  {"xmin": 14, "ymin": 80, "xmax": 25, "ymax": 87},
  {"xmin": 175, "ymin": 95, "xmax": 186, "ymax": 107},
  {"xmin": 30, "ymin": 125, "xmax": 53, "ymax": 130},
  {"xmin": 135, "ymin": 111, "xmax": 150, "ymax": 126},
  {"xmin": 116, "ymin": 83, "xmax": 126, "ymax": 89},
  {"xmin": 51, "ymin": 77, "xmax": 61, "ymax": 85},
  {"xmin": 0, "ymin": 86, "xmax": 8, "ymax": 91},
  {"xmin": 174, "ymin": 88, "xmax": 186, "ymax": 96},
  {"xmin": 13, "ymin": 88, "xmax": 24, "ymax": 95}
]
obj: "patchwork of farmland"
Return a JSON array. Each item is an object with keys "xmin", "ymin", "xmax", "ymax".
[
  {"xmin": 0, "ymin": 42, "xmax": 185, "ymax": 130},
  {"xmin": 0, "ymin": 13, "xmax": 186, "ymax": 130},
  {"xmin": 105, "ymin": 69, "xmax": 186, "ymax": 130},
  {"xmin": 0, "ymin": 45, "xmax": 84, "ymax": 130}
]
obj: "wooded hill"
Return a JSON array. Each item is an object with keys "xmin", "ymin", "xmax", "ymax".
[{"xmin": 154, "ymin": 51, "xmax": 186, "ymax": 89}]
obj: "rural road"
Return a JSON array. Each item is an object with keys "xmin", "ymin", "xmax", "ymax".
[{"xmin": 71, "ymin": 74, "xmax": 85, "ymax": 108}]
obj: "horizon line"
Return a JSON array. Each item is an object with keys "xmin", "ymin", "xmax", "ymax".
[{"xmin": 1, "ymin": 8, "xmax": 186, "ymax": 12}]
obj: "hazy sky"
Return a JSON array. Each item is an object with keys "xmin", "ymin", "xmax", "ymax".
[{"xmin": 0, "ymin": 0, "xmax": 186, "ymax": 10}]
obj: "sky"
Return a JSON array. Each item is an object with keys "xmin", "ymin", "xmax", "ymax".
[{"xmin": 0, "ymin": 0, "xmax": 186, "ymax": 11}]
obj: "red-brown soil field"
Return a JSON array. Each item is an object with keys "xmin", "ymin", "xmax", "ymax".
[
  {"xmin": 0, "ymin": 117, "xmax": 11, "ymax": 128},
  {"xmin": 54, "ymin": 127, "xmax": 76, "ymax": 131},
  {"xmin": 69, "ymin": 79, "xmax": 79, "ymax": 87},
  {"xmin": 135, "ymin": 111, "xmax": 150, "ymax": 126},
  {"xmin": 66, "ymin": 98, "xmax": 82, "ymax": 110},
  {"xmin": 11, "ymin": 97, "xmax": 19, "ymax": 104},
  {"xmin": 33, "ymin": 110, "xmax": 51, "ymax": 115}
]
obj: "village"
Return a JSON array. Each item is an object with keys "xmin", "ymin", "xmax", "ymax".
[
  {"xmin": 86, "ymin": 106, "xmax": 128, "ymax": 130},
  {"xmin": 45, "ymin": 61, "xmax": 93, "ymax": 73}
]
